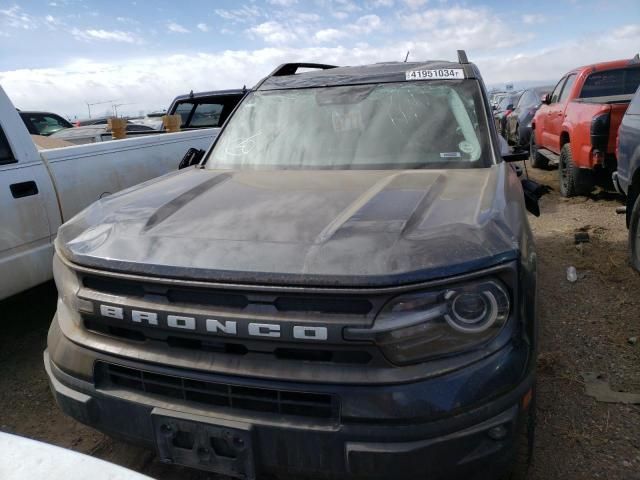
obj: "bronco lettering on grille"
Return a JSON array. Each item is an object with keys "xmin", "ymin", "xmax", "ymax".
[{"xmin": 98, "ymin": 303, "xmax": 329, "ymax": 341}]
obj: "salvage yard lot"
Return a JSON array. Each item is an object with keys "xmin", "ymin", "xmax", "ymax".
[{"xmin": 1, "ymin": 166, "xmax": 638, "ymax": 480}]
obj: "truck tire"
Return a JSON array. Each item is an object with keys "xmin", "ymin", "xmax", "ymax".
[
  {"xmin": 529, "ymin": 134, "xmax": 548, "ymax": 169},
  {"xmin": 629, "ymin": 194, "xmax": 640, "ymax": 272},
  {"xmin": 504, "ymin": 389, "xmax": 536, "ymax": 480},
  {"xmin": 559, "ymin": 144, "xmax": 593, "ymax": 197}
]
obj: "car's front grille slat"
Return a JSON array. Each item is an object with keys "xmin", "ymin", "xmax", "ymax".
[
  {"xmin": 82, "ymin": 274, "xmax": 373, "ymax": 315},
  {"xmin": 96, "ymin": 362, "xmax": 337, "ymax": 420}
]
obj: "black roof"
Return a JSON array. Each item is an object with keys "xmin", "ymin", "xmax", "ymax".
[
  {"xmin": 257, "ymin": 61, "xmax": 480, "ymax": 91},
  {"xmin": 18, "ymin": 110, "xmax": 67, "ymax": 117},
  {"xmin": 171, "ymin": 88, "xmax": 246, "ymax": 103}
]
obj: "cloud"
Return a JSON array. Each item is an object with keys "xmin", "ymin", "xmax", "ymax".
[
  {"xmin": 248, "ymin": 21, "xmax": 298, "ymax": 44},
  {"xmin": 349, "ymin": 14, "xmax": 382, "ymax": 34},
  {"xmin": 614, "ymin": 24, "xmax": 640, "ymax": 39},
  {"xmin": 70, "ymin": 28, "xmax": 141, "ymax": 43},
  {"xmin": 522, "ymin": 14, "xmax": 545, "ymax": 25},
  {"xmin": 45, "ymin": 14, "xmax": 60, "ymax": 25},
  {"xmin": 167, "ymin": 22, "xmax": 190, "ymax": 33},
  {"xmin": 215, "ymin": 5, "xmax": 263, "ymax": 23},
  {"xmin": 398, "ymin": 6, "xmax": 524, "ymax": 50},
  {"xmin": 403, "ymin": 0, "xmax": 428, "ymax": 9},
  {"xmin": 0, "ymin": 5, "xmax": 37, "ymax": 30},
  {"xmin": 197, "ymin": 23, "xmax": 209, "ymax": 32},
  {"xmin": 369, "ymin": 0, "xmax": 394, "ymax": 6},
  {"xmin": 268, "ymin": 0, "xmax": 298, "ymax": 5},
  {"xmin": 1, "ymin": 4, "xmax": 639, "ymax": 120},
  {"xmin": 314, "ymin": 28, "xmax": 347, "ymax": 43}
]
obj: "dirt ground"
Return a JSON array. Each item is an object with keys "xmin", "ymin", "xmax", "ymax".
[{"xmin": 0, "ymin": 165, "xmax": 639, "ymax": 479}]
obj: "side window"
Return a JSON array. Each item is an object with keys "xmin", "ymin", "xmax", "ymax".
[
  {"xmin": 558, "ymin": 74, "xmax": 577, "ymax": 103},
  {"xmin": 580, "ymin": 67, "xmax": 640, "ymax": 98},
  {"xmin": 173, "ymin": 102, "xmax": 195, "ymax": 127},
  {"xmin": 27, "ymin": 114, "xmax": 70, "ymax": 136},
  {"xmin": 550, "ymin": 78, "xmax": 566, "ymax": 104},
  {"xmin": 0, "ymin": 126, "xmax": 16, "ymax": 165},
  {"xmin": 188, "ymin": 103, "xmax": 224, "ymax": 128}
]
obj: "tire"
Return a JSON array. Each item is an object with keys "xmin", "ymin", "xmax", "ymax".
[
  {"xmin": 529, "ymin": 134, "xmax": 548, "ymax": 169},
  {"xmin": 629, "ymin": 193, "xmax": 640, "ymax": 272},
  {"xmin": 504, "ymin": 388, "xmax": 537, "ymax": 480},
  {"xmin": 558, "ymin": 144, "xmax": 593, "ymax": 197}
]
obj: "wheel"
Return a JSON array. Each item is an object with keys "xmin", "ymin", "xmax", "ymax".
[
  {"xmin": 629, "ymin": 194, "xmax": 640, "ymax": 272},
  {"xmin": 558, "ymin": 144, "xmax": 593, "ymax": 197},
  {"xmin": 529, "ymin": 133, "xmax": 548, "ymax": 169},
  {"xmin": 504, "ymin": 388, "xmax": 536, "ymax": 480}
]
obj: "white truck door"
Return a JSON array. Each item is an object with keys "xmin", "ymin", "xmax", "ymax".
[{"xmin": 0, "ymin": 125, "xmax": 57, "ymax": 300}]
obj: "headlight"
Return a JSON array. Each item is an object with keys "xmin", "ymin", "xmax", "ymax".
[
  {"xmin": 345, "ymin": 279, "xmax": 510, "ymax": 365},
  {"xmin": 53, "ymin": 253, "xmax": 93, "ymax": 322}
]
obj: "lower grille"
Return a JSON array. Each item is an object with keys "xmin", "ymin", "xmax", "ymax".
[{"xmin": 95, "ymin": 362, "xmax": 338, "ymax": 420}]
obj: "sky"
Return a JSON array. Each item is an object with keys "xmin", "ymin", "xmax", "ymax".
[{"xmin": 0, "ymin": 0, "xmax": 638, "ymax": 119}]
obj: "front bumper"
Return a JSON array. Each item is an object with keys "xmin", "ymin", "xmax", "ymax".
[{"xmin": 45, "ymin": 336, "xmax": 534, "ymax": 479}]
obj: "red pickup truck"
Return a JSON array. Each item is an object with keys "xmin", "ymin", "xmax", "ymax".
[{"xmin": 530, "ymin": 57, "xmax": 640, "ymax": 197}]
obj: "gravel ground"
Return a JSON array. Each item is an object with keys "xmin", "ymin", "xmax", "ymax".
[{"xmin": 0, "ymin": 165, "xmax": 638, "ymax": 479}]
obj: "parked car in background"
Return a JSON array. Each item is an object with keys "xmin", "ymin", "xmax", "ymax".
[
  {"xmin": 530, "ymin": 56, "xmax": 640, "ymax": 196},
  {"xmin": 73, "ymin": 117, "xmax": 112, "ymax": 127},
  {"xmin": 489, "ymin": 91, "xmax": 507, "ymax": 109},
  {"xmin": 0, "ymin": 85, "xmax": 219, "ymax": 300},
  {"xmin": 18, "ymin": 110, "xmax": 73, "ymax": 136},
  {"xmin": 129, "ymin": 111, "xmax": 166, "ymax": 130},
  {"xmin": 493, "ymin": 91, "xmax": 523, "ymax": 137},
  {"xmin": 506, "ymin": 86, "xmax": 554, "ymax": 149},
  {"xmin": 51, "ymin": 122, "xmax": 157, "ymax": 145},
  {"xmin": 613, "ymin": 86, "xmax": 640, "ymax": 270},
  {"xmin": 167, "ymin": 89, "xmax": 246, "ymax": 129}
]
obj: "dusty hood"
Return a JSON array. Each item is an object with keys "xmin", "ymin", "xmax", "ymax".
[{"xmin": 57, "ymin": 165, "xmax": 525, "ymax": 286}]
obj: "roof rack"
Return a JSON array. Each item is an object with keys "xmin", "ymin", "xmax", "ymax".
[
  {"xmin": 457, "ymin": 50, "xmax": 469, "ymax": 65},
  {"xmin": 254, "ymin": 63, "xmax": 338, "ymax": 89}
]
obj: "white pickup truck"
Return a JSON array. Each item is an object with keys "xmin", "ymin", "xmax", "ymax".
[{"xmin": 0, "ymin": 86, "xmax": 217, "ymax": 300}]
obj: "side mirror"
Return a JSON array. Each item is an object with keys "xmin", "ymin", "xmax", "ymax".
[
  {"xmin": 178, "ymin": 147, "xmax": 205, "ymax": 169},
  {"xmin": 521, "ymin": 178, "xmax": 551, "ymax": 217},
  {"xmin": 502, "ymin": 150, "xmax": 529, "ymax": 162},
  {"xmin": 542, "ymin": 93, "xmax": 551, "ymax": 105},
  {"xmin": 523, "ymin": 188, "xmax": 540, "ymax": 217}
]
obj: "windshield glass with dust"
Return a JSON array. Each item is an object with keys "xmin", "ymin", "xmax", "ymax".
[{"xmin": 206, "ymin": 81, "xmax": 492, "ymax": 170}]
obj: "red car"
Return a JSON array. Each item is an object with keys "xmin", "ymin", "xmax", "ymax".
[{"xmin": 530, "ymin": 56, "xmax": 640, "ymax": 196}]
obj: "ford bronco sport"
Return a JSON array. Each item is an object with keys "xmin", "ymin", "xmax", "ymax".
[{"xmin": 45, "ymin": 52, "xmax": 538, "ymax": 480}]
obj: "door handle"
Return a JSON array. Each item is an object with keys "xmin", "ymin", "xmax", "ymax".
[{"xmin": 10, "ymin": 181, "xmax": 39, "ymax": 198}]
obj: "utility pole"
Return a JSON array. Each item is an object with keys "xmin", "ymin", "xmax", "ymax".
[
  {"xmin": 112, "ymin": 102, "xmax": 136, "ymax": 118},
  {"xmin": 84, "ymin": 99, "xmax": 118, "ymax": 119}
]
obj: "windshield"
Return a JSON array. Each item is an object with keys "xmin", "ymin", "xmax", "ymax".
[
  {"xmin": 498, "ymin": 93, "xmax": 520, "ymax": 110},
  {"xmin": 206, "ymin": 81, "xmax": 492, "ymax": 170}
]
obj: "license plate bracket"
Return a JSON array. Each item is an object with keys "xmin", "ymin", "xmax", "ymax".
[{"xmin": 151, "ymin": 408, "xmax": 255, "ymax": 479}]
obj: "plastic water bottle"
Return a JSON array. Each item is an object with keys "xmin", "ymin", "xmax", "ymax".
[{"xmin": 566, "ymin": 266, "xmax": 577, "ymax": 283}]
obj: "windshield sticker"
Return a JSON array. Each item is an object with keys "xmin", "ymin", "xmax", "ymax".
[
  {"xmin": 406, "ymin": 69, "xmax": 465, "ymax": 81},
  {"xmin": 458, "ymin": 141, "xmax": 475, "ymax": 154},
  {"xmin": 440, "ymin": 152, "xmax": 462, "ymax": 158}
]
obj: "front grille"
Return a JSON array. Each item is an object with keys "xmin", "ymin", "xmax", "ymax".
[
  {"xmin": 82, "ymin": 275, "xmax": 373, "ymax": 315},
  {"xmin": 95, "ymin": 362, "xmax": 338, "ymax": 420},
  {"xmin": 83, "ymin": 317, "xmax": 374, "ymax": 364}
]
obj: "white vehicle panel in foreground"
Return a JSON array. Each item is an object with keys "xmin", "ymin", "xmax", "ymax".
[
  {"xmin": 0, "ymin": 432, "xmax": 152, "ymax": 480},
  {"xmin": 43, "ymin": 128, "xmax": 216, "ymax": 220}
]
